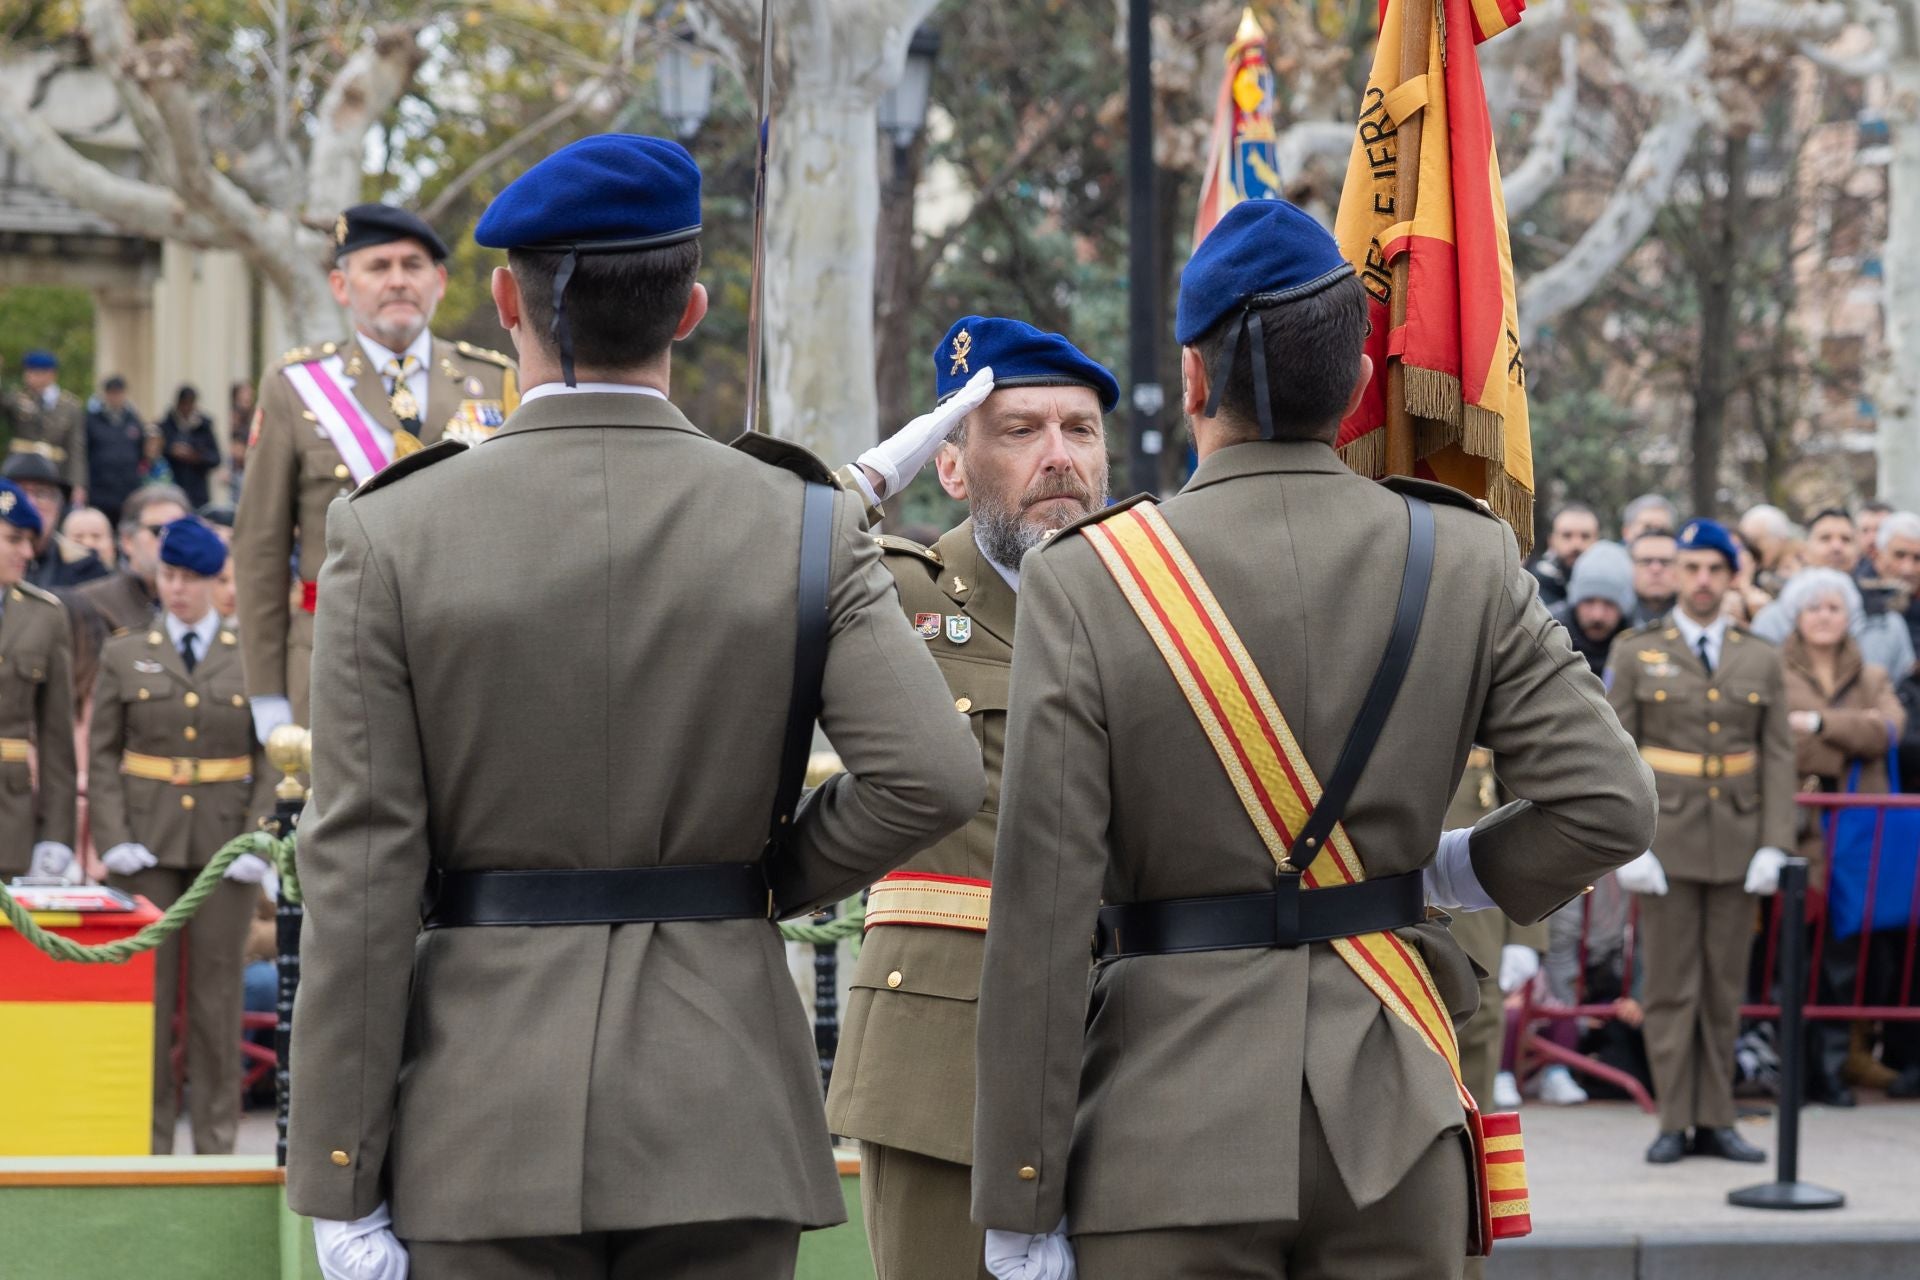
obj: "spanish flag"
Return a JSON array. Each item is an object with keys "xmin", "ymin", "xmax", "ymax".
[
  {"xmin": 1193, "ymin": 8, "xmax": 1283, "ymax": 245},
  {"xmin": 1333, "ymin": 0, "xmax": 1533, "ymax": 544}
]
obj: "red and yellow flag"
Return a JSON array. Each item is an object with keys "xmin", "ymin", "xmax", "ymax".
[
  {"xmin": 1333, "ymin": 0, "xmax": 1533, "ymax": 540},
  {"xmin": 1193, "ymin": 8, "xmax": 1283, "ymax": 245}
]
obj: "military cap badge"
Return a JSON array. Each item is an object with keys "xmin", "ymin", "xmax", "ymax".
[
  {"xmin": 0, "ymin": 491, "xmax": 12, "ymax": 515},
  {"xmin": 949, "ymin": 328, "xmax": 972, "ymax": 376}
]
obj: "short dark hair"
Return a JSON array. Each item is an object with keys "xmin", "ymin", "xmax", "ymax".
[
  {"xmin": 1552, "ymin": 503, "xmax": 1598, "ymax": 527},
  {"xmin": 1808, "ymin": 507, "xmax": 1854, "ymax": 531},
  {"xmin": 1191, "ymin": 272, "xmax": 1369, "ymax": 443},
  {"xmin": 509, "ymin": 239, "xmax": 702, "ymax": 370},
  {"xmin": 120, "ymin": 484, "xmax": 191, "ymax": 535},
  {"xmin": 1860, "ymin": 500, "xmax": 1895, "ymax": 516}
]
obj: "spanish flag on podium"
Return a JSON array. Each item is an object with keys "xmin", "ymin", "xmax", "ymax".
[
  {"xmin": 1193, "ymin": 9, "xmax": 1282, "ymax": 245},
  {"xmin": 1334, "ymin": 0, "xmax": 1535, "ymax": 550}
]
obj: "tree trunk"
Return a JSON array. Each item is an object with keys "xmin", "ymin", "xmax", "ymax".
[
  {"xmin": 1878, "ymin": 29, "xmax": 1920, "ymax": 507},
  {"xmin": 1690, "ymin": 131, "xmax": 1750, "ymax": 517},
  {"xmin": 873, "ymin": 133, "xmax": 927, "ymax": 443}
]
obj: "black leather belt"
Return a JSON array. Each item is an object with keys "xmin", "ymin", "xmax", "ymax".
[
  {"xmin": 1094, "ymin": 868, "xmax": 1426, "ymax": 960},
  {"xmin": 423, "ymin": 864, "xmax": 772, "ymax": 929}
]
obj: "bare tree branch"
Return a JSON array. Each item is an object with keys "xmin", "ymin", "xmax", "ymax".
[
  {"xmin": 1503, "ymin": 34, "xmax": 1580, "ymax": 219},
  {"xmin": 80, "ymin": 0, "xmax": 184, "ymax": 187},
  {"xmin": 304, "ymin": 23, "xmax": 426, "ymax": 217}
]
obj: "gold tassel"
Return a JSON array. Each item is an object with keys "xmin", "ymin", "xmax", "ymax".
[
  {"xmin": 1339, "ymin": 432, "xmax": 1386, "ymax": 480},
  {"xmin": 1461, "ymin": 403, "xmax": 1504, "ymax": 465},
  {"xmin": 1416, "ymin": 417, "xmax": 1460, "ymax": 460},
  {"xmin": 1487, "ymin": 467, "xmax": 1535, "ymax": 556},
  {"xmin": 1403, "ymin": 366, "xmax": 1463, "ymax": 426}
]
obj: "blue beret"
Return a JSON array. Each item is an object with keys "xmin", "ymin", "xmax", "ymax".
[
  {"xmin": 935, "ymin": 316, "xmax": 1119, "ymax": 414},
  {"xmin": 1677, "ymin": 518, "xmax": 1739, "ymax": 570},
  {"xmin": 21, "ymin": 350, "xmax": 57, "ymax": 371},
  {"xmin": 475, "ymin": 134, "xmax": 701, "ymax": 252},
  {"xmin": 333, "ymin": 203, "xmax": 448, "ymax": 262},
  {"xmin": 1175, "ymin": 199, "xmax": 1355, "ymax": 346},
  {"xmin": 0, "ymin": 478, "xmax": 42, "ymax": 537},
  {"xmin": 159, "ymin": 517, "xmax": 227, "ymax": 578}
]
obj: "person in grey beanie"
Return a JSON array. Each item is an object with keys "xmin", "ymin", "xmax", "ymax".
[{"xmin": 1552, "ymin": 540, "xmax": 1636, "ymax": 673}]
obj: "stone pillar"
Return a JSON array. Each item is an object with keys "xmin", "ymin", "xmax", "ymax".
[
  {"xmin": 151, "ymin": 244, "xmax": 256, "ymax": 498},
  {"xmin": 93, "ymin": 282, "xmax": 154, "ymax": 416}
]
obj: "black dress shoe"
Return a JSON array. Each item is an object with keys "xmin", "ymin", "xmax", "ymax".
[
  {"xmin": 1889, "ymin": 1066, "xmax": 1920, "ymax": 1099},
  {"xmin": 1689, "ymin": 1126, "xmax": 1767, "ymax": 1163},
  {"xmin": 1646, "ymin": 1130, "xmax": 1688, "ymax": 1164},
  {"xmin": 1809, "ymin": 1074, "xmax": 1857, "ymax": 1108}
]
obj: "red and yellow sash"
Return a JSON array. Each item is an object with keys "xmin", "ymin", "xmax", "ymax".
[{"xmin": 1082, "ymin": 501, "xmax": 1529, "ymax": 1252}]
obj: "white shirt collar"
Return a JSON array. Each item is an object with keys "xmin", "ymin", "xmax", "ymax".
[
  {"xmin": 977, "ymin": 533, "xmax": 1021, "ymax": 593},
  {"xmin": 40, "ymin": 385, "xmax": 60, "ymax": 408},
  {"xmin": 1672, "ymin": 608, "xmax": 1728, "ymax": 668},
  {"xmin": 356, "ymin": 329, "xmax": 433, "ymax": 375},
  {"xmin": 518, "ymin": 382, "xmax": 668, "ymax": 404},
  {"xmin": 164, "ymin": 609, "xmax": 220, "ymax": 655}
]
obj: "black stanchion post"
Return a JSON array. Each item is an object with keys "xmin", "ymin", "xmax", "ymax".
[
  {"xmin": 1729, "ymin": 857, "xmax": 1845, "ymax": 1211},
  {"xmin": 266, "ymin": 728, "xmax": 311, "ymax": 1170},
  {"xmin": 813, "ymin": 905, "xmax": 839, "ymax": 1096}
]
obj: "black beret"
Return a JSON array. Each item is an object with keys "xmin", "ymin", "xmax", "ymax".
[{"xmin": 333, "ymin": 203, "xmax": 450, "ymax": 263}]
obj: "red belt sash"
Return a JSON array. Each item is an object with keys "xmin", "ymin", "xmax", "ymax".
[
  {"xmin": 1082, "ymin": 501, "xmax": 1529, "ymax": 1253},
  {"xmin": 300, "ymin": 581, "xmax": 318, "ymax": 613}
]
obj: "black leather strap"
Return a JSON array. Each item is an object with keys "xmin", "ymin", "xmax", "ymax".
[
  {"xmin": 769, "ymin": 481, "xmax": 834, "ymax": 852},
  {"xmin": 424, "ymin": 864, "xmax": 772, "ymax": 928},
  {"xmin": 1286, "ymin": 495, "xmax": 1435, "ymax": 874},
  {"xmin": 1094, "ymin": 868, "xmax": 1425, "ymax": 959}
]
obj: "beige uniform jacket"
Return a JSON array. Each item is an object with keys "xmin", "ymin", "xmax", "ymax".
[
  {"xmin": 232, "ymin": 336, "xmax": 514, "ymax": 718},
  {"xmin": 1445, "ymin": 752, "xmax": 1547, "ymax": 973},
  {"xmin": 88, "ymin": 622, "xmax": 272, "ymax": 866},
  {"xmin": 78, "ymin": 570, "xmax": 160, "ymax": 639},
  {"xmin": 826, "ymin": 519, "xmax": 1014, "ymax": 1165},
  {"xmin": 285, "ymin": 391, "xmax": 984, "ymax": 1243},
  {"xmin": 1604, "ymin": 617, "xmax": 1796, "ymax": 884},
  {"xmin": 0, "ymin": 582, "xmax": 76, "ymax": 873},
  {"xmin": 972, "ymin": 442, "xmax": 1656, "ymax": 1234},
  {"xmin": 6, "ymin": 388, "xmax": 86, "ymax": 487}
]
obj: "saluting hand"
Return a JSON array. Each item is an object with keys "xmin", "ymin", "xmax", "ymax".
[{"xmin": 854, "ymin": 364, "xmax": 996, "ymax": 502}]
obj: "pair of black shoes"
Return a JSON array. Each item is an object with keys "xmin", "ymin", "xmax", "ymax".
[{"xmin": 1645, "ymin": 1126, "xmax": 1767, "ymax": 1164}]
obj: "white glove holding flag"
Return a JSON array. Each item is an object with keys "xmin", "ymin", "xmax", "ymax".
[
  {"xmin": 984, "ymin": 1219, "xmax": 1075, "ymax": 1280},
  {"xmin": 1744, "ymin": 846, "xmax": 1790, "ymax": 896},
  {"xmin": 29, "ymin": 842, "xmax": 81, "ymax": 883},
  {"xmin": 312, "ymin": 1201, "xmax": 409, "ymax": 1280},
  {"xmin": 854, "ymin": 365, "xmax": 995, "ymax": 503},
  {"xmin": 1615, "ymin": 850, "xmax": 1668, "ymax": 896},
  {"xmin": 251, "ymin": 695, "xmax": 294, "ymax": 746},
  {"xmin": 1499, "ymin": 943, "xmax": 1541, "ymax": 994},
  {"xmin": 1424, "ymin": 827, "xmax": 1498, "ymax": 912},
  {"xmin": 102, "ymin": 843, "xmax": 159, "ymax": 877}
]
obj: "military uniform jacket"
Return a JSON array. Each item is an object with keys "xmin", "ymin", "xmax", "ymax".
[
  {"xmin": 6, "ymin": 387, "xmax": 87, "ymax": 487},
  {"xmin": 1604, "ymin": 616, "xmax": 1796, "ymax": 884},
  {"xmin": 232, "ymin": 336, "xmax": 514, "ymax": 705},
  {"xmin": 78, "ymin": 570, "xmax": 159, "ymax": 639},
  {"xmin": 1444, "ymin": 751, "xmax": 1546, "ymax": 973},
  {"xmin": 284, "ymin": 391, "xmax": 984, "ymax": 1243},
  {"xmin": 88, "ymin": 623, "xmax": 272, "ymax": 867},
  {"xmin": 971, "ymin": 442, "xmax": 1657, "ymax": 1235},
  {"xmin": 0, "ymin": 583, "xmax": 76, "ymax": 874},
  {"xmin": 825, "ymin": 519, "xmax": 1014, "ymax": 1165}
]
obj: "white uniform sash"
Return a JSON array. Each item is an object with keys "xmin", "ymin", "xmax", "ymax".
[{"xmin": 281, "ymin": 358, "xmax": 394, "ymax": 486}]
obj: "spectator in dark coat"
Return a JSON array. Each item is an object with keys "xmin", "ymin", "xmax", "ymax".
[
  {"xmin": 85, "ymin": 375, "xmax": 149, "ymax": 526},
  {"xmin": 158, "ymin": 385, "xmax": 221, "ymax": 509}
]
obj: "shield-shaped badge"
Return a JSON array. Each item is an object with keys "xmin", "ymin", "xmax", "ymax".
[
  {"xmin": 946, "ymin": 615, "xmax": 972, "ymax": 644},
  {"xmin": 913, "ymin": 612, "xmax": 941, "ymax": 640}
]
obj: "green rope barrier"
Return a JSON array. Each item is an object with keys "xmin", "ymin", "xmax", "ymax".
[
  {"xmin": 780, "ymin": 896, "xmax": 864, "ymax": 952},
  {"xmin": 0, "ymin": 829, "xmax": 295, "ymax": 964}
]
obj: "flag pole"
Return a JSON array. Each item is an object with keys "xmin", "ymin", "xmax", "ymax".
[
  {"xmin": 1384, "ymin": 0, "xmax": 1430, "ymax": 478},
  {"xmin": 744, "ymin": 0, "xmax": 775, "ymax": 436}
]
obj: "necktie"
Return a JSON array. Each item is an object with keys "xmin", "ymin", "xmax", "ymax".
[
  {"xmin": 180, "ymin": 631, "xmax": 198, "ymax": 674},
  {"xmin": 382, "ymin": 356, "xmax": 423, "ymax": 429},
  {"xmin": 1696, "ymin": 634, "xmax": 1713, "ymax": 677}
]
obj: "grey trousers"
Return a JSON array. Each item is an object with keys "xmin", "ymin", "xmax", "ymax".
[
  {"xmin": 406, "ymin": 1219, "xmax": 801, "ymax": 1280},
  {"xmin": 860, "ymin": 1140, "xmax": 992, "ymax": 1280}
]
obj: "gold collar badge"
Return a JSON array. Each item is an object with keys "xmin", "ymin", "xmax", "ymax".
[
  {"xmin": 334, "ymin": 213, "xmax": 349, "ymax": 246},
  {"xmin": 949, "ymin": 329, "xmax": 972, "ymax": 376}
]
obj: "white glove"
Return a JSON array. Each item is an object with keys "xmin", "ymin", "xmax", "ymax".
[
  {"xmin": 251, "ymin": 694, "xmax": 294, "ymax": 746},
  {"xmin": 1424, "ymin": 827, "xmax": 1498, "ymax": 912},
  {"xmin": 1615, "ymin": 850, "xmax": 1668, "ymax": 896},
  {"xmin": 102, "ymin": 843, "xmax": 159, "ymax": 877},
  {"xmin": 28, "ymin": 842, "xmax": 80, "ymax": 883},
  {"xmin": 224, "ymin": 852, "xmax": 272, "ymax": 885},
  {"xmin": 854, "ymin": 365, "xmax": 995, "ymax": 501},
  {"xmin": 312, "ymin": 1201, "xmax": 409, "ymax": 1280},
  {"xmin": 984, "ymin": 1218, "xmax": 1075, "ymax": 1280},
  {"xmin": 1498, "ymin": 943, "xmax": 1541, "ymax": 994},
  {"xmin": 1745, "ymin": 846, "xmax": 1790, "ymax": 896}
]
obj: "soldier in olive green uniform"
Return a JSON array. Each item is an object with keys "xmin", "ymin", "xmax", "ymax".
[
  {"xmin": 1445, "ymin": 750, "xmax": 1547, "ymax": 1113},
  {"xmin": 0, "ymin": 477, "xmax": 77, "ymax": 880},
  {"xmin": 825, "ymin": 317, "xmax": 1116, "ymax": 1280},
  {"xmin": 93, "ymin": 519, "xmax": 272, "ymax": 1154},
  {"xmin": 6, "ymin": 350, "xmax": 87, "ymax": 493},
  {"xmin": 1605, "ymin": 518, "xmax": 1795, "ymax": 1165},
  {"xmin": 232, "ymin": 204, "xmax": 514, "ymax": 741}
]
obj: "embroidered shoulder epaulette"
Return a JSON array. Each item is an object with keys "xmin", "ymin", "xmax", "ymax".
[
  {"xmin": 871, "ymin": 533, "xmax": 943, "ymax": 569},
  {"xmin": 1381, "ymin": 474, "xmax": 1497, "ymax": 519},
  {"xmin": 455, "ymin": 340, "xmax": 514, "ymax": 369},
  {"xmin": 12, "ymin": 581, "xmax": 61, "ymax": 607},
  {"xmin": 1038, "ymin": 492, "xmax": 1158, "ymax": 551},
  {"xmin": 278, "ymin": 345, "xmax": 316, "ymax": 366},
  {"xmin": 730, "ymin": 432, "xmax": 834, "ymax": 486},
  {"xmin": 350, "ymin": 439, "xmax": 469, "ymax": 500}
]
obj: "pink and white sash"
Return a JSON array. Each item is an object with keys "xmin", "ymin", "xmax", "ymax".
[{"xmin": 281, "ymin": 359, "xmax": 395, "ymax": 485}]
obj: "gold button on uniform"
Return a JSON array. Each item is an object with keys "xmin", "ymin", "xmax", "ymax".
[
  {"xmin": 1018, "ymin": 1166, "xmax": 1038, "ymax": 1181},
  {"xmin": 181, "ymin": 795, "xmax": 196, "ymax": 811},
  {"xmin": 1708, "ymin": 722, "xmax": 1720, "ymax": 734},
  {"xmin": 1749, "ymin": 692, "xmax": 1761, "ymax": 704},
  {"xmin": 334, "ymin": 464, "xmax": 350, "ymax": 480},
  {"xmin": 138, "ymin": 689, "xmax": 150, "ymax": 701},
  {"xmin": 184, "ymin": 692, "xmax": 200, "ymax": 708},
  {"xmin": 330, "ymin": 1150, "xmax": 350, "ymax": 1166},
  {"xmin": 1709, "ymin": 786, "xmax": 1721, "ymax": 800},
  {"xmin": 886, "ymin": 970, "xmax": 903, "ymax": 989},
  {"xmin": 232, "ymin": 694, "xmax": 245, "ymax": 708},
  {"xmin": 1654, "ymin": 690, "xmax": 1667, "ymax": 702},
  {"xmin": 184, "ymin": 727, "xmax": 198, "ymax": 742},
  {"xmin": 955, "ymin": 697, "xmax": 973, "ymax": 713},
  {"xmin": 1708, "ymin": 689, "xmax": 1720, "ymax": 702}
]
